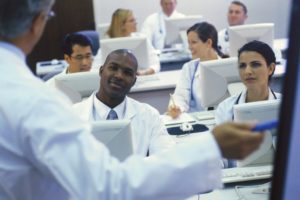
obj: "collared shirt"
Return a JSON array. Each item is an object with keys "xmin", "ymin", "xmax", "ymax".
[{"xmin": 93, "ymin": 94, "xmax": 126, "ymax": 120}]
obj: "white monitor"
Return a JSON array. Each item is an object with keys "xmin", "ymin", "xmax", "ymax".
[
  {"xmin": 233, "ymin": 99, "xmax": 281, "ymax": 167},
  {"xmin": 100, "ymin": 36, "xmax": 151, "ymax": 70},
  {"xmin": 96, "ymin": 23, "xmax": 110, "ymax": 39},
  {"xmin": 91, "ymin": 120, "xmax": 134, "ymax": 161},
  {"xmin": 164, "ymin": 15, "xmax": 203, "ymax": 49},
  {"xmin": 228, "ymin": 23, "xmax": 274, "ymax": 57},
  {"xmin": 198, "ymin": 57, "xmax": 240, "ymax": 108},
  {"xmin": 54, "ymin": 70, "xmax": 99, "ymax": 98}
]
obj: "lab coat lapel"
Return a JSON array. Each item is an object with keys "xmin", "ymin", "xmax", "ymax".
[{"xmin": 124, "ymin": 97, "xmax": 138, "ymax": 120}]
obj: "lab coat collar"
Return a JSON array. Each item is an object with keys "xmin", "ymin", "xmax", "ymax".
[
  {"xmin": 123, "ymin": 97, "xmax": 138, "ymax": 120},
  {"xmin": 238, "ymin": 88, "xmax": 277, "ymax": 104}
]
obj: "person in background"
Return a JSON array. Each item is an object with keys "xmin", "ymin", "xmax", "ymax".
[
  {"xmin": 167, "ymin": 22, "xmax": 226, "ymax": 119},
  {"xmin": 46, "ymin": 33, "xmax": 93, "ymax": 84},
  {"xmin": 141, "ymin": 0, "xmax": 185, "ymax": 50},
  {"xmin": 215, "ymin": 40, "xmax": 281, "ymax": 124},
  {"xmin": 0, "ymin": 0, "xmax": 265, "ymax": 199},
  {"xmin": 73, "ymin": 49, "xmax": 174, "ymax": 156},
  {"xmin": 218, "ymin": 1, "xmax": 248, "ymax": 56},
  {"xmin": 106, "ymin": 8, "xmax": 160, "ymax": 76}
]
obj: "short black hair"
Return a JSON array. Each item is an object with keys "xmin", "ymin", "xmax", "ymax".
[
  {"xmin": 103, "ymin": 49, "xmax": 138, "ymax": 71},
  {"xmin": 231, "ymin": 1, "xmax": 247, "ymax": 14},
  {"xmin": 63, "ymin": 33, "xmax": 92, "ymax": 56}
]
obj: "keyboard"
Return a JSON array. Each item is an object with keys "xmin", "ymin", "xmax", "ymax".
[{"xmin": 222, "ymin": 165, "xmax": 273, "ymax": 184}]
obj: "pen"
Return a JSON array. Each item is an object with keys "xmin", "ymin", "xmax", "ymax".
[
  {"xmin": 251, "ymin": 119, "xmax": 278, "ymax": 132},
  {"xmin": 169, "ymin": 93, "xmax": 176, "ymax": 107}
]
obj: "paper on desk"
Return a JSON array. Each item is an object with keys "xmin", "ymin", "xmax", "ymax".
[{"xmin": 162, "ymin": 112, "xmax": 196, "ymax": 125}]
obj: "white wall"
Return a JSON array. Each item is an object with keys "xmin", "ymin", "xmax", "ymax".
[{"xmin": 93, "ymin": 0, "xmax": 292, "ymax": 38}]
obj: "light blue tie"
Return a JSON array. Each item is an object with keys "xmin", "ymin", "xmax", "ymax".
[{"xmin": 106, "ymin": 109, "xmax": 118, "ymax": 120}]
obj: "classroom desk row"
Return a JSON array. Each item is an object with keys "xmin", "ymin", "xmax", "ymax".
[{"xmin": 162, "ymin": 111, "xmax": 271, "ymax": 200}]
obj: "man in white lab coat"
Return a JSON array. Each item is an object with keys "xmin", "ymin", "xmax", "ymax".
[
  {"xmin": 141, "ymin": 0, "xmax": 185, "ymax": 50},
  {"xmin": 73, "ymin": 49, "xmax": 174, "ymax": 156},
  {"xmin": 0, "ymin": 0, "xmax": 265, "ymax": 199},
  {"xmin": 218, "ymin": 1, "xmax": 248, "ymax": 56}
]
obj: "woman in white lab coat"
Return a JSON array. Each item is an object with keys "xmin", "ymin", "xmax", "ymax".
[
  {"xmin": 215, "ymin": 40, "xmax": 281, "ymax": 125},
  {"xmin": 167, "ymin": 22, "xmax": 227, "ymax": 118},
  {"xmin": 105, "ymin": 8, "xmax": 160, "ymax": 76}
]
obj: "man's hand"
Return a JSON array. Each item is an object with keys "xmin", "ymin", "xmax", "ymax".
[{"xmin": 212, "ymin": 122, "xmax": 264, "ymax": 160}]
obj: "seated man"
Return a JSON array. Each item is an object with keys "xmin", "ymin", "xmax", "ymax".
[
  {"xmin": 218, "ymin": 1, "xmax": 248, "ymax": 56},
  {"xmin": 72, "ymin": 49, "xmax": 174, "ymax": 156},
  {"xmin": 46, "ymin": 33, "xmax": 94, "ymax": 84}
]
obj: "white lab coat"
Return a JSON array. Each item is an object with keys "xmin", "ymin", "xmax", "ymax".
[
  {"xmin": 218, "ymin": 28, "xmax": 229, "ymax": 56},
  {"xmin": 72, "ymin": 93, "xmax": 174, "ymax": 156},
  {"xmin": 141, "ymin": 10, "xmax": 185, "ymax": 50},
  {"xmin": 0, "ymin": 42, "xmax": 222, "ymax": 200},
  {"xmin": 215, "ymin": 88, "xmax": 282, "ymax": 124},
  {"xmin": 172, "ymin": 59, "xmax": 205, "ymax": 113}
]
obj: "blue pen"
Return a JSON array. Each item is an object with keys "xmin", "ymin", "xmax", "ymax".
[{"xmin": 252, "ymin": 119, "xmax": 278, "ymax": 132}]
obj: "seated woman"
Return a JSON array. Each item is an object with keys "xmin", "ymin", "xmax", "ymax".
[
  {"xmin": 105, "ymin": 8, "xmax": 160, "ymax": 76},
  {"xmin": 167, "ymin": 22, "xmax": 226, "ymax": 118},
  {"xmin": 215, "ymin": 40, "xmax": 281, "ymax": 124},
  {"xmin": 216, "ymin": 40, "xmax": 281, "ymax": 168}
]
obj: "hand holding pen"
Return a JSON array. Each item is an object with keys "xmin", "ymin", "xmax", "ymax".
[{"xmin": 167, "ymin": 94, "xmax": 182, "ymax": 119}]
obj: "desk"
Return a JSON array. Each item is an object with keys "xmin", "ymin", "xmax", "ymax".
[
  {"xmin": 129, "ymin": 70, "xmax": 181, "ymax": 114},
  {"xmin": 187, "ymin": 180, "xmax": 271, "ymax": 200},
  {"xmin": 159, "ymin": 51, "xmax": 191, "ymax": 71}
]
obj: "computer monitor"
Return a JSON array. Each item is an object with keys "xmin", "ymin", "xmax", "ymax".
[
  {"xmin": 198, "ymin": 57, "xmax": 240, "ymax": 108},
  {"xmin": 96, "ymin": 23, "xmax": 110, "ymax": 39},
  {"xmin": 271, "ymin": 0, "xmax": 300, "ymax": 198},
  {"xmin": 100, "ymin": 36, "xmax": 151, "ymax": 70},
  {"xmin": 91, "ymin": 120, "xmax": 134, "ymax": 161},
  {"xmin": 228, "ymin": 23, "xmax": 274, "ymax": 57},
  {"xmin": 233, "ymin": 99, "xmax": 281, "ymax": 167},
  {"xmin": 164, "ymin": 15, "xmax": 203, "ymax": 49},
  {"xmin": 54, "ymin": 70, "xmax": 99, "ymax": 98}
]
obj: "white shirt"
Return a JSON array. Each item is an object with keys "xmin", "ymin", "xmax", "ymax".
[
  {"xmin": 172, "ymin": 59, "xmax": 205, "ymax": 113},
  {"xmin": 141, "ymin": 10, "xmax": 185, "ymax": 50},
  {"xmin": 0, "ymin": 41, "xmax": 222, "ymax": 199},
  {"xmin": 215, "ymin": 88, "xmax": 282, "ymax": 124},
  {"xmin": 73, "ymin": 93, "xmax": 175, "ymax": 156},
  {"xmin": 218, "ymin": 28, "xmax": 229, "ymax": 56}
]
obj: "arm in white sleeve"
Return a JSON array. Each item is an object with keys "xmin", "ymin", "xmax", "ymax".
[
  {"xmin": 147, "ymin": 40, "xmax": 160, "ymax": 73},
  {"xmin": 22, "ymin": 91, "xmax": 222, "ymax": 200},
  {"xmin": 172, "ymin": 62, "xmax": 193, "ymax": 112}
]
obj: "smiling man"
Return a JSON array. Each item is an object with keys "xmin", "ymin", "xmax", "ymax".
[
  {"xmin": 218, "ymin": 1, "xmax": 248, "ymax": 56},
  {"xmin": 72, "ymin": 49, "xmax": 174, "ymax": 156}
]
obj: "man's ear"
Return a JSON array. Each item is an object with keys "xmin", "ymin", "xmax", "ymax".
[
  {"xmin": 99, "ymin": 66, "xmax": 103, "ymax": 76},
  {"xmin": 132, "ymin": 76, "xmax": 137, "ymax": 87},
  {"xmin": 64, "ymin": 54, "xmax": 71, "ymax": 63},
  {"xmin": 29, "ymin": 12, "xmax": 46, "ymax": 38}
]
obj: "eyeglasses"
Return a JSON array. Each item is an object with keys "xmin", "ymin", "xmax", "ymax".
[
  {"xmin": 70, "ymin": 54, "xmax": 94, "ymax": 62},
  {"xmin": 46, "ymin": 10, "xmax": 56, "ymax": 21}
]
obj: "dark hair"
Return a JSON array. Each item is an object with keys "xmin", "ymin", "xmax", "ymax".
[
  {"xmin": 187, "ymin": 22, "xmax": 227, "ymax": 58},
  {"xmin": 103, "ymin": 49, "xmax": 138, "ymax": 71},
  {"xmin": 238, "ymin": 40, "xmax": 276, "ymax": 79},
  {"xmin": 63, "ymin": 33, "xmax": 93, "ymax": 56},
  {"xmin": 231, "ymin": 1, "xmax": 247, "ymax": 14}
]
